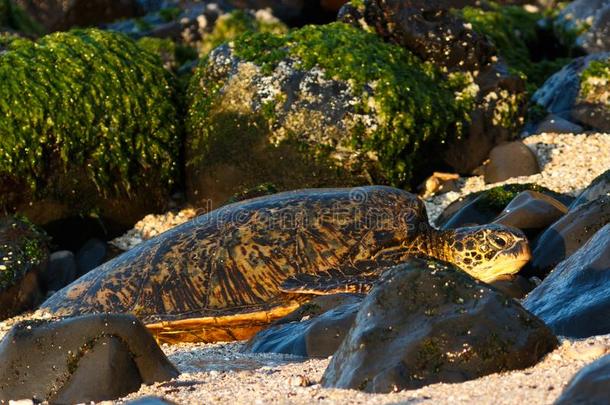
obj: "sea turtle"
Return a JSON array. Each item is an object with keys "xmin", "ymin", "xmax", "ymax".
[{"xmin": 41, "ymin": 186, "xmax": 531, "ymax": 343}]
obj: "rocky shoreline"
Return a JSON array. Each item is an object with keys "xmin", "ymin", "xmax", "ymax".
[{"xmin": 1, "ymin": 0, "xmax": 609, "ymax": 403}]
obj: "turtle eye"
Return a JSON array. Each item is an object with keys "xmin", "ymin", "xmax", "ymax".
[{"xmin": 489, "ymin": 234, "xmax": 507, "ymax": 249}]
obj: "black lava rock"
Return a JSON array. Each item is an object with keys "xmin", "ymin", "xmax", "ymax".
[
  {"xmin": 321, "ymin": 259, "xmax": 557, "ymax": 393},
  {"xmin": 555, "ymin": 353, "xmax": 610, "ymax": 405},
  {"xmin": 493, "ymin": 191, "xmax": 567, "ymax": 240},
  {"xmin": 245, "ymin": 294, "xmax": 363, "ymax": 358},
  {"xmin": 0, "ymin": 313, "xmax": 179, "ymax": 403},
  {"xmin": 523, "ymin": 224, "xmax": 610, "ymax": 338}
]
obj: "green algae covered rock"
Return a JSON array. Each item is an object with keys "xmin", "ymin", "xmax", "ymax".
[
  {"xmin": 186, "ymin": 22, "xmax": 476, "ymax": 206},
  {"xmin": 0, "ymin": 215, "xmax": 49, "ymax": 320},
  {"xmin": 0, "ymin": 29, "xmax": 180, "ymax": 226}
]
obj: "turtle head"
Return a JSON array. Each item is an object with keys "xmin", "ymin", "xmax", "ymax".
[{"xmin": 443, "ymin": 224, "xmax": 531, "ymax": 283}]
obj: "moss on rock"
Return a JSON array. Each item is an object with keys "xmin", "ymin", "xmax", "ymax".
[
  {"xmin": 0, "ymin": 29, "xmax": 180, "ymax": 224},
  {"xmin": 187, "ymin": 22, "xmax": 476, "ymax": 203},
  {"xmin": 579, "ymin": 58, "xmax": 610, "ymax": 105}
]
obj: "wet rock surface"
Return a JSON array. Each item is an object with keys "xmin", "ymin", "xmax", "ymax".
[
  {"xmin": 493, "ymin": 191, "xmax": 567, "ymax": 239},
  {"xmin": 555, "ymin": 353, "xmax": 610, "ymax": 405},
  {"xmin": 245, "ymin": 294, "xmax": 363, "ymax": 358},
  {"xmin": 0, "ymin": 313, "xmax": 179, "ymax": 403},
  {"xmin": 321, "ymin": 259, "xmax": 557, "ymax": 393},
  {"xmin": 438, "ymin": 184, "xmax": 569, "ymax": 229},
  {"xmin": 524, "ymin": 224, "xmax": 610, "ymax": 339},
  {"xmin": 0, "ymin": 216, "xmax": 49, "ymax": 320},
  {"xmin": 526, "ymin": 196, "xmax": 610, "ymax": 278}
]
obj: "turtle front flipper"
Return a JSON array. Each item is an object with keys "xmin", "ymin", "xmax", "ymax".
[{"xmin": 279, "ymin": 268, "xmax": 384, "ymax": 295}]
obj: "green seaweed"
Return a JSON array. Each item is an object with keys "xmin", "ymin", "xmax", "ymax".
[{"xmin": 0, "ymin": 29, "xmax": 180, "ymax": 207}]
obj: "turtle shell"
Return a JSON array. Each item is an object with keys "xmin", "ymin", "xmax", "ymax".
[{"xmin": 41, "ymin": 186, "xmax": 429, "ymax": 342}]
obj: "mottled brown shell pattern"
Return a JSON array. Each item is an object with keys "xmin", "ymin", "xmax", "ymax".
[{"xmin": 42, "ymin": 186, "xmax": 430, "ymax": 322}]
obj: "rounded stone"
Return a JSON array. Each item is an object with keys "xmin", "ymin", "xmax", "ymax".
[{"xmin": 484, "ymin": 141, "xmax": 540, "ymax": 184}]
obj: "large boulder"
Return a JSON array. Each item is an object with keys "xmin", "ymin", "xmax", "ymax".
[
  {"xmin": 321, "ymin": 259, "xmax": 558, "ymax": 393},
  {"xmin": 186, "ymin": 22, "xmax": 480, "ymax": 206},
  {"xmin": 0, "ymin": 29, "xmax": 180, "ymax": 228},
  {"xmin": 529, "ymin": 52, "xmax": 610, "ymax": 133},
  {"xmin": 338, "ymin": 0, "xmax": 529, "ymax": 174},
  {"xmin": 555, "ymin": 354, "xmax": 610, "ymax": 405},
  {"xmin": 0, "ymin": 216, "xmax": 49, "ymax": 320},
  {"xmin": 523, "ymin": 224, "xmax": 610, "ymax": 338},
  {"xmin": 0, "ymin": 314, "xmax": 179, "ymax": 403}
]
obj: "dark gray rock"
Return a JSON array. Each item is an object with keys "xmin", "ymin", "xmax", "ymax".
[
  {"xmin": 321, "ymin": 259, "xmax": 558, "ymax": 393},
  {"xmin": 0, "ymin": 314, "xmax": 179, "ymax": 403},
  {"xmin": 438, "ymin": 184, "xmax": 570, "ymax": 229},
  {"xmin": 570, "ymin": 169, "xmax": 610, "ymax": 209},
  {"xmin": 484, "ymin": 142, "xmax": 540, "ymax": 184},
  {"xmin": 529, "ymin": 52, "xmax": 610, "ymax": 133},
  {"xmin": 555, "ymin": 353, "xmax": 610, "ymax": 405},
  {"xmin": 526, "ymin": 196, "xmax": 610, "ymax": 278},
  {"xmin": 76, "ymin": 238, "xmax": 107, "ymax": 277},
  {"xmin": 245, "ymin": 294, "xmax": 363, "ymax": 358},
  {"xmin": 523, "ymin": 224, "xmax": 610, "ymax": 338},
  {"xmin": 41, "ymin": 250, "xmax": 77, "ymax": 294},
  {"xmin": 493, "ymin": 190, "xmax": 567, "ymax": 239}
]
